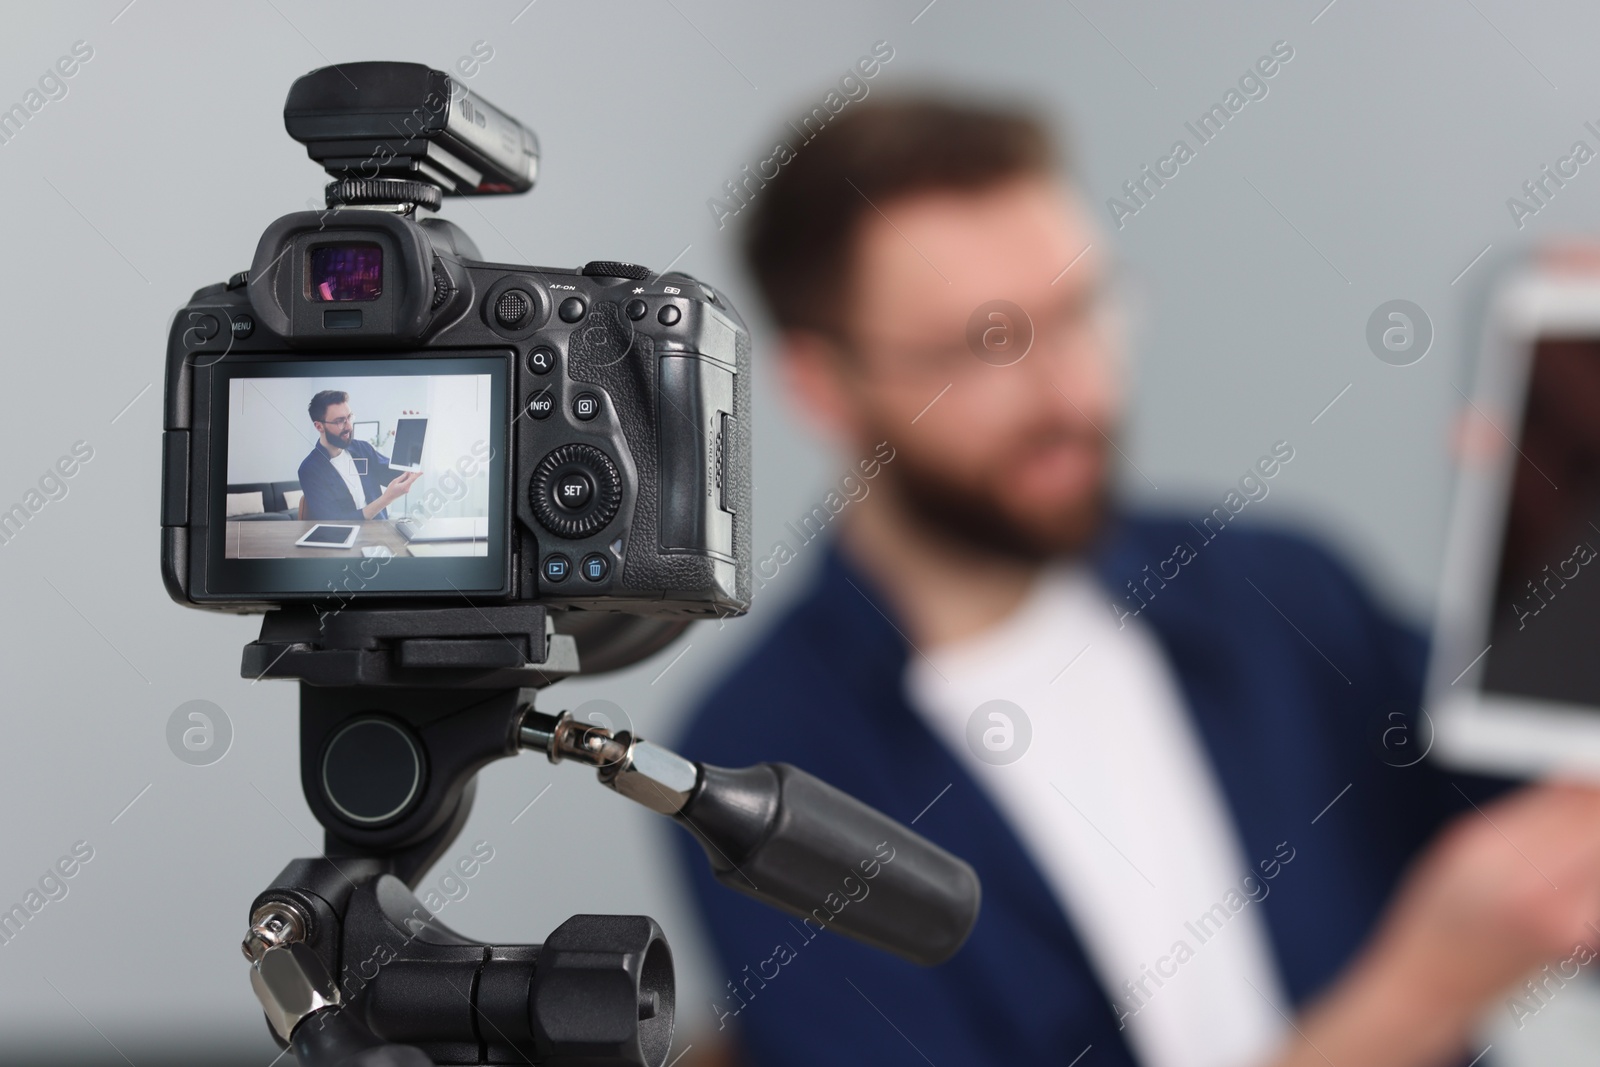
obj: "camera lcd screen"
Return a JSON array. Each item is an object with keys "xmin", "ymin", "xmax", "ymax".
[
  {"xmin": 309, "ymin": 243, "xmax": 383, "ymax": 302},
  {"xmin": 207, "ymin": 356, "xmax": 508, "ymax": 597},
  {"xmin": 1480, "ymin": 336, "xmax": 1600, "ymax": 707}
]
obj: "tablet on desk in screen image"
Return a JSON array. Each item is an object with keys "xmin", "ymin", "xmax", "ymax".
[
  {"xmin": 1429, "ymin": 264, "xmax": 1600, "ymax": 778},
  {"xmin": 295, "ymin": 523, "xmax": 360, "ymax": 549}
]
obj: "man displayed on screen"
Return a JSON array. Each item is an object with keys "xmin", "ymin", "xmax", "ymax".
[{"xmin": 297, "ymin": 389, "xmax": 420, "ymax": 521}]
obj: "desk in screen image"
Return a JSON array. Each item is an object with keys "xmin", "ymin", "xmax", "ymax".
[{"xmin": 225, "ymin": 520, "xmax": 488, "ymax": 559}]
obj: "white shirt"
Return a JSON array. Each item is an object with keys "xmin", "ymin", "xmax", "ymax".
[
  {"xmin": 904, "ymin": 565, "xmax": 1289, "ymax": 1067},
  {"xmin": 327, "ymin": 447, "xmax": 369, "ymax": 514}
]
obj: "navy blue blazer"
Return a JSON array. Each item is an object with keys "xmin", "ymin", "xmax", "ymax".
[
  {"xmin": 673, "ymin": 513, "xmax": 1506, "ymax": 1066},
  {"xmin": 297, "ymin": 439, "xmax": 398, "ymax": 521}
]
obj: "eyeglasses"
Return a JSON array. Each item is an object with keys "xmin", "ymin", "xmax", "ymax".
[
  {"xmin": 836, "ymin": 275, "xmax": 1124, "ymax": 388},
  {"xmin": 320, "ymin": 414, "xmax": 354, "ymax": 428}
]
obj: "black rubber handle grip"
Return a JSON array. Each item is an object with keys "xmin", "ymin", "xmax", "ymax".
[{"xmin": 674, "ymin": 762, "xmax": 981, "ymax": 966}]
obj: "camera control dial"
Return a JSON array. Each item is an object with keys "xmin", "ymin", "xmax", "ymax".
[{"xmin": 531, "ymin": 443, "xmax": 621, "ymax": 539}]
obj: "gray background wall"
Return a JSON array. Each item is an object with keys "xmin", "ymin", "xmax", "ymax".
[{"xmin": 0, "ymin": 0, "xmax": 1597, "ymax": 1061}]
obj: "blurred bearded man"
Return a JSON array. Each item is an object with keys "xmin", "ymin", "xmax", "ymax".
[{"xmin": 675, "ymin": 97, "xmax": 1600, "ymax": 1067}]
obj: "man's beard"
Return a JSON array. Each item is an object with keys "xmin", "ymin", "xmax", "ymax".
[
  {"xmin": 324, "ymin": 427, "xmax": 352, "ymax": 450},
  {"xmin": 882, "ymin": 433, "xmax": 1111, "ymax": 564}
]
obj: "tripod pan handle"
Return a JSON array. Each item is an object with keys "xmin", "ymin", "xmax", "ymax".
[{"xmin": 675, "ymin": 762, "xmax": 981, "ymax": 966}]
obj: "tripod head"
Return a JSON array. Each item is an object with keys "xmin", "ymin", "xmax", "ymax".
[{"xmin": 238, "ymin": 604, "xmax": 980, "ymax": 1066}]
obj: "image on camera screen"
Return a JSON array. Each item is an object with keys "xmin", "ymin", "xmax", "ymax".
[
  {"xmin": 309, "ymin": 243, "xmax": 383, "ymax": 302},
  {"xmin": 211, "ymin": 358, "xmax": 507, "ymax": 596}
]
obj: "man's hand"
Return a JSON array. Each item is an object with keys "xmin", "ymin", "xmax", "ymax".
[
  {"xmin": 1272, "ymin": 782, "xmax": 1600, "ymax": 1067},
  {"xmin": 362, "ymin": 470, "xmax": 422, "ymax": 518},
  {"xmin": 382, "ymin": 470, "xmax": 422, "ymax": 502}
]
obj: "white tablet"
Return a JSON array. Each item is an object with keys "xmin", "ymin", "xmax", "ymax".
[
  {"xmin": 1428, "ymin": 260, "xmax": 1600, "ymax": 779},
  {"xmin": 388, "ymin": 417, "xmax": 428, "ymax": 473},
  {"xmin": 295, "ymin": 523, "xmax": 360, "ymax": 549}
]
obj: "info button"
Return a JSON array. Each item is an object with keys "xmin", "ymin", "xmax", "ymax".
[{"xmin": 527, "ymin": 390, "xmax": 555, "ymax": 420}]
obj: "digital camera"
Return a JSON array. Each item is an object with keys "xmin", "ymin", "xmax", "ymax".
[
  {"xmin": 159, "ymin": 61, "xmax": 751, "ymax": 621},
  {"xmin": 149, "ymin": 64, "xmax": 978, "ymax": 1067}
]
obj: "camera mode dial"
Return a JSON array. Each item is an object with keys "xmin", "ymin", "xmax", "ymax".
[{"xmin": 531, "ymin": 443, "xmax": 621, "ymax": 539}]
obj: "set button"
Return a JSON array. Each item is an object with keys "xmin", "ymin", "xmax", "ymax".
[{"xmin": 554, "ymin": 471, "xmax": 594, "ymax": 511}]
